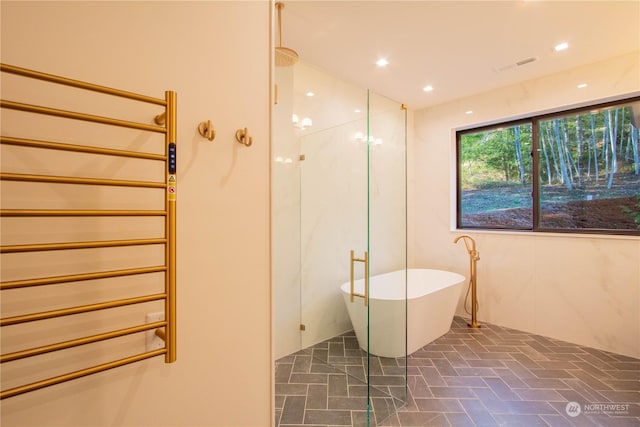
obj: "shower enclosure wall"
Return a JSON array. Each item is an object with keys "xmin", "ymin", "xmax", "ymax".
[{"xmin": 273, "ymin": 62, "xmax": 407, "ymax": 359}]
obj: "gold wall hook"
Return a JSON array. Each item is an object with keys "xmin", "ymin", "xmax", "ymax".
[
  {"xmin": 197, "ymin": 120, "xmax": 216, "ymax": 141},
  {"xmin": 235, "ymin": 127, "xmax": 252, "ymax": 147}
]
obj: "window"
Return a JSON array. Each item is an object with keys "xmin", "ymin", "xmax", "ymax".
[{"xmin": 457, "ymin": 96, "xmax": 640, "ymax": 235}]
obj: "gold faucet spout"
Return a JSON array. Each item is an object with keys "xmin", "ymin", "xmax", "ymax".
[{"xmin": 454, "ymin": 234, "xmax": 476, "ymax": 255}]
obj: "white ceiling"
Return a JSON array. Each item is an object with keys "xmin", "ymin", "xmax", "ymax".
[{"xmin": 280, "ymin": 0, "xmax": 640, "ymax": 110}]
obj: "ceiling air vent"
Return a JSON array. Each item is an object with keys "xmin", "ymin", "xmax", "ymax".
[{"xmin": 494, "ymin": 56, "xmax": 539, "ymax": 72}]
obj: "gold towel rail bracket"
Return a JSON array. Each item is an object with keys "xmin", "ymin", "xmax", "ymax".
[
  {"xmin": 155, "ymin": 112, "xmax": 166, "ymax": 125},
  {"xmin": 0, "ymin": 63, "xmax": 178, "ymax": 399}
]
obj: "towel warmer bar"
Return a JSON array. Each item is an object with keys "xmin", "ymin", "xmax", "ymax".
[{"xmin": 0, "ymin": 64, "xmax": 177, "ymax": 399}]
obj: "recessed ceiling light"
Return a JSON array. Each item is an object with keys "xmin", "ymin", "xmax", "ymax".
[
  {"xmin": 376, "ymin": 58, "xmax": 389, "ymax": 67},
  {"xmin": 423, "ymin": 85, "xmax": 433, "ymax": 92},
  {"xmin": 465, "ymin": 110, "xmax": 473, "ymax": 115},
  {"xmin": 354, "ymin": 109, "xmax": 361, "ymax": 113},
  {"xmin": 305, "ymin": 91, "xmax": 315, "ymax": 97},
  {"xmin": 577, "ymin": 83, "xmax": 588, "ymax": 89},
  {"xmin": 554, "ymin": 42, "xmax": 569, "ymax": 52}
]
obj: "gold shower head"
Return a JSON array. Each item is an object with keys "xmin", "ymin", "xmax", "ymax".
[
  {"xmin": 275, "ymin": 2, "xmax": 298, "ymax": 67},
  {"xmin": 276, "ymin": 46, "xmax": 299, "ymax": 67}
]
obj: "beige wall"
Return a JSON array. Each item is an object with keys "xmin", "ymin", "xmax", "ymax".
[
  {"xmin": 1, "ymin": 2, "xmax": 272, "ymax": 426},
  {"xmin": 412, "ymin": 52, "xmax": 640, "ymax": 359}
]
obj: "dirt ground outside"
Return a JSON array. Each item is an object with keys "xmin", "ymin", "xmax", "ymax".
[
  {"xmin": 461, "ymin": 173, "xmax": 640, "ymax": 231},
  {"xmin": 462, "ymin": 196, "xmax": 640, "ymax": 230}
]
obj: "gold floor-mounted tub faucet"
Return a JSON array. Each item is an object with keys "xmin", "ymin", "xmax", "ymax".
[{"xmin": 454, "ymin": 235, "xmax": 481, "ymax": 328}]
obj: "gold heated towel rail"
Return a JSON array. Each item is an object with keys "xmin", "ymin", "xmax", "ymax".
[{"xmin": 0, "ymin": 64, "xmax": 177, "ymax": 399}]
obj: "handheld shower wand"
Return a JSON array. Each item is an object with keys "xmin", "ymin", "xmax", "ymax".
[{"xmin": 454, "ymin": 235, "xmax": 481, "ymax": 328}]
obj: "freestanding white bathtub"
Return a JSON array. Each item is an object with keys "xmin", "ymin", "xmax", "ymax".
[{"xmin": 340, "ymin": 269, "xmax": 465, "ymax": 358}]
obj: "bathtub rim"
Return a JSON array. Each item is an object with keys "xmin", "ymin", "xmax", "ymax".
[{"xmin": 339, "ymin": 268, "xmax": 466, "ymax": 302}]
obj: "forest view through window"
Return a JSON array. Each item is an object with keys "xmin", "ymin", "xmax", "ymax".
[{"xmin": 457, "ymin": 97, "xmax": 640, "ymax": 235}]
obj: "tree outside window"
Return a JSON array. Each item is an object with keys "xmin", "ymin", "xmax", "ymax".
[{"xmin": 457, "ymin": 97, "xmax": 640, "ymax": 235}]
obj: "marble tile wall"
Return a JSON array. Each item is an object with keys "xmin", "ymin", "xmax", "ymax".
[{"xmin": 413, "ymin": 53, "xmax": 640, "ymax": 359}]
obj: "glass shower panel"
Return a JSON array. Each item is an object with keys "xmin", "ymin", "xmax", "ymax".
[
  {"xmin": 274, "ymin": 59, "xmax": 407, "ymax": 426},
  {"xmin": 300, "ymin": 113, "xmax": 400, "ymax": 426},
  {"xmin": 299, "ymin": 114, "xmax": 368, "ymax": 351},
  {"xmin": 367, "ymin": 93, "xmax": 407, "ymax": 279},
  {"xmin": 298, "ymin": 89, "xmax": 408, "ymax": 425},
  {"xmin": 273, "ymin": 64, "xmax": 303, "ymax": 360},
  {"xmin": 366, "ymin": 91, "xmax": 409, "ymax": 420}
]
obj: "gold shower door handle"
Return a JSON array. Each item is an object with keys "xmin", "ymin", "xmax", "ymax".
[{"xmin": 350, "ymin": 250, "xmax": 369, "ymax": 307}]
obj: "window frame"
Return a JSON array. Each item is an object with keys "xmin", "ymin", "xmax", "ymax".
[{"xmin": 456, "ymin": 95, "xmax": 640, "ymax": 236}]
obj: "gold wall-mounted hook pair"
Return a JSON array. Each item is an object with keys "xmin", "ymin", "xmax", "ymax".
[
  {"xmin": 235, "ymin": 127, "xmax": 252, "ymax": 147},
  {"xmin": 197, "ymin": 121, "xmax": 249, "ymax": 146},
  {"xmin": 198, "ymin": 120, "xmax": 216, "ymax": 141}
]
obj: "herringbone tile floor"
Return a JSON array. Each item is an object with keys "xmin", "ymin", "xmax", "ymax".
[{"xmin": 275, "ymin": 316, "xmax": 640, "ymax": 426}]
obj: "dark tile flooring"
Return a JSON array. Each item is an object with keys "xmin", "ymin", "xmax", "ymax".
[{"xmin": 275, "ymin": 316, "xmax": 640, "ymax": 426}]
